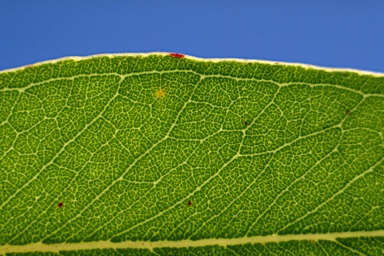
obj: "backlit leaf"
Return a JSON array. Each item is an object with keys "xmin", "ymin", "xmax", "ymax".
[{"xmin": 1, "ymin": 53, "xmax": 384, "ymax": 255}]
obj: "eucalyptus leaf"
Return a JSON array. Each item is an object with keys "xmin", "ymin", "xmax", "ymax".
[{"xmin": 1, "ymin": 53, "xmax": 384, "ymax": 255}]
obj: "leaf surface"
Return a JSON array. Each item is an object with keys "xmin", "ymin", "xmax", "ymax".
[{"xmin": 1, "ymin": 53, "xmax": 384, "ymax": 255}]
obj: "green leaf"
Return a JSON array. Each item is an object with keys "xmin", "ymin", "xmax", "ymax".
[{"xmin": 1, "ymin": 53, "xmax": 384, "ymax": 255}]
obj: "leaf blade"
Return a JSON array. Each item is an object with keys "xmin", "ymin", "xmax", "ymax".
[{"xmin": 1, "ymin": 53, "xmax": 383, "ymax": 255}]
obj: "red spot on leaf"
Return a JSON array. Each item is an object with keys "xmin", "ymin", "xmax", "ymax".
[
  {"xmin": 187, "ymin": 201, "xmax": 191, "ymax": 206},
  {"xmin": 58, "ymin": 202, "xmax": 63, "ymax": 208},
  {"xmin": 169, "ymin": 53, "xmax": 185, "ymax": 59}
]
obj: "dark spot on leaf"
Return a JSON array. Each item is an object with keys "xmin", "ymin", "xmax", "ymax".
[
  {"xmin": 169, "ymin": 53, "xmax": 184, "ymax": 58},
  {"xmin": 346, "ymin": 109, "xmax": 351, "ymax": 115},
  {"xmin": 58, "ymin": 202, "xmax": 63, "ymax": 208},
  {"xmin": 187, "ymin": 201, "xmax": 191, "ymax": 206},
  {"xmin": 244, "ymin": 121, "xmax": 248, "ymax": 125}
]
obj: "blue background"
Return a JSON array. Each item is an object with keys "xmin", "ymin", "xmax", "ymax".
[{"xmin": 1, "ymin": 1, "xmax": 383, "ymax": 72}]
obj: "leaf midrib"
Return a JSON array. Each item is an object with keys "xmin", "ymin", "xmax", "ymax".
[{"xmin": 2, "ymin": 230, "xmax": 384, "ymax": 254}]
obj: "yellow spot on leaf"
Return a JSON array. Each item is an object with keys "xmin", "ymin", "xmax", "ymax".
[{"xmin": 155, "ymin": 89, "xmax": 165, "ymax": 98}]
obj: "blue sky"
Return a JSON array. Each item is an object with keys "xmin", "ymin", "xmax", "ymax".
[{"xmin": 1, "ymin": 1, "xmax": 383, "ymax": 72}]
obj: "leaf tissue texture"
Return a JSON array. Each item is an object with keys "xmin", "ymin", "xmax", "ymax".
[{"xmin": 1, "ymin": 53, "xmax": 384, "ymax": 255}]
